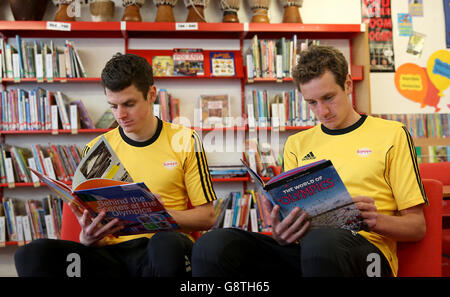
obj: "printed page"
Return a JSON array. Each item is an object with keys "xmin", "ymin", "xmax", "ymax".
[
  {"xmin": 72, "ymin": 135, "xmax": 133, "ymax": 189},
  {"xmin": 28, "ymin": 167, "xmax": 76, "ymax": 206},
  {"xmin": 267, "ymin": 163, "xmax": 364, "ymax": 231},
  {"xmin": 74, "ymin": 182, "xmax": 179, "ymax": 235}
]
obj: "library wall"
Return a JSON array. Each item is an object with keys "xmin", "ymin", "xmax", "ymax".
[
  {"xmin": 370, "ymin": 1, "xmax": 449, "ymax": 114},
  {"xmin": 1, "ymin": 0, "xmax": 447, "ymax": 276},
  {"xmin": 0, "ymin": 0, "xmax": 363, "ymax": 276}
]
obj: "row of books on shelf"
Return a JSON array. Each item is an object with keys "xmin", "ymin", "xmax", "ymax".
[
  {"xmin": 1, "ymin": 87, "xmax": 117, "ymax": 132},
  {"xmin": 246, "ymin": 88, "xmax": 317, "ymax": 129},
  {"xmin": 0, "ymin": 143, "xmax": 83, "ymax": 186},
  {"xmin": 0, "ymin": 140, "xmax": 282, "ymax": 187},
  {"xmin": 374, "ymin": 113, "xmax": 450, "ymax": 138},
  {"xmin": 416, "ymin": 145, "xmax": 450, "ymax": 163},
  {"xmin": 0, "ymin": 195, "xmax": 63, "ymax": 246},
  {"xmin": 246, "ymin": 35, "xmax": 318, "ymax": 81},
  {"xmin": 212, "ymin": 190, "xmax": 272, "ymax": 233},
  {"xmin": 0, "ymin": 37, "xmax": 87, "ymax": 81},
  {"xmin": 155, "ymin": 90, "xmax": 317, "ymax": 129},
  {"xmin": 153, "ymin": 89, "xmax": 180, "ymax": 123},
  {"xmin": 193, "ymin": 137, "xmax": 282, "ymax": 180},
  {"xmin": 1, "ymin": 86, "xmax": 315, "ymax": 133}
]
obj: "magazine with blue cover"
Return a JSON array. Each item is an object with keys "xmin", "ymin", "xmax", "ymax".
[
  {"xmin": 28, "ymin": 136, "xmax": 179, "ymax": 235},
  {"xmin": 241, "ymin": 159, "xmax": 364, "ymax": 231},
  {"xmin": 210, "ymin": 52, "xmax": 235, "ymax": 77}
]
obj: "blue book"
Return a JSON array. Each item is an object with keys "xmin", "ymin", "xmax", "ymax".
[
  {"xmin": 242, "ymin": 159, "xmax": 364, "ymax": 231},
  {"xmin": 231, "ymin": 192, "xmax": 241, "ymax": 228},
  {"xmin": 209, "ymin": 51, "xmax": 235, "ymax": 77},
  {"xmin": 15, "ymin": 35, "xmax": 24, "ymax": 78}
]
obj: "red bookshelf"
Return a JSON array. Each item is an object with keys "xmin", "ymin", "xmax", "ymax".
[
  {"xmin": 0, "ymin": 128, "xmax": 112, "ymax": 135},
  {"xmin": 0, "ymin": 77, "xmax": 102, "ymax": 83},
  {"xmin": 0, "ymin": 20, "xmax": 371, "ymax": 243}
]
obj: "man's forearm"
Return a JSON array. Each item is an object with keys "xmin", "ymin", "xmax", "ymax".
[
  {"xmin": 168, "ymin": 203, "xmax": 215, "ymax": 233},
  {"xmin": 371, "ymin": 206, "xmax": 426, "ymax": 242}
]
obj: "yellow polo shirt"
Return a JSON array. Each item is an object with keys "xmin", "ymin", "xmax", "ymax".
[
  {"xmin": 83, "ymin": 118, "xmax": 217, "ymax": 245},
  {"xmin": 283, "ymin": 115, "xmax": 427, "ymax": 276}
]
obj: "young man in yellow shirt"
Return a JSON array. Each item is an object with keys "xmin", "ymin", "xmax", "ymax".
[
  {"xmin": 192, "ymin": 45, "xmax": 427, "ymax": 277},
  {"xmin": 15, "ymin": 53, "xmax": 217, "ymax": 277}
]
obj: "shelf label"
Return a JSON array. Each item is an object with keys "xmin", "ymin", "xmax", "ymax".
[
  {"xmin": 47, "ymin": 21, "xmax": 71, "ymax": 32},
  {"xmin": 360, "ymin": 23, "xmax": 366, "ymax": 32},
  {"xmin": 176, "ymin": 23, "xmax": 199, "ymax": 31}
]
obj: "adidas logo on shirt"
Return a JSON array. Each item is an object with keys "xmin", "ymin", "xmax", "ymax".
[{"xmin": 302, "ymin": 152, "xmax": 316, "ymax": 161}]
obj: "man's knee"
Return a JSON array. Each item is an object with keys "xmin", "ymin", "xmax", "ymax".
[
  {"xmin": 300, "ymin": 228, "xmax": 368, "ymax": 276},
  {"xmin": 145, "ymin": 232, "xmax": 193, "ymax": 277},
  {"xmin": 15, "ymin": 239, "xmax": 56, "ymax": 262},
  {"xmin": 192, "ymin": 228, "xmax": 252, "ymax": 277},
  {"xmin": 192, "ymin": 229, "xmax": 236, "ymax": 261},
  {"xmin": 301, "ymin": 228, "xmax": 346, "ymax": 255},
  {"xmin": 15, "ymin": 239, "xmax": 69, "ymax": 276}
]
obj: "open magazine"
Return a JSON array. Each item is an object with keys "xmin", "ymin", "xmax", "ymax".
[
  {"xmin": 29, "ymin": 136, "xmax": 179, "ymax": 236},
  {"xmin": 241, "ymin": 159, "xmax": 365, "ymax": 231}
]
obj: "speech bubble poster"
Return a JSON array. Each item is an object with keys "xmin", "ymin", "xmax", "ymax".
[{"xmin": 395, "ymin": 50, "xmax": 450, "ymax": 112}]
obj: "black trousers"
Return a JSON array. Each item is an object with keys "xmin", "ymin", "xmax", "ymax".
[
  {"xmin": 14, "ymin": 231, "xmax": 193, "ymax": 277},
  {"xmin": 191, "ymin": 228, "xmax": 391, "ymax": 277}
]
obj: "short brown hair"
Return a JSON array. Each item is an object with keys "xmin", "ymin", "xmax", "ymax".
[
  {"xmin": 292, "ymin": 45, "xmax": 348, "ymax": 90},
  {"xmin": 101, "ymin": 53, "xmax": 154, "ymax": 99}
]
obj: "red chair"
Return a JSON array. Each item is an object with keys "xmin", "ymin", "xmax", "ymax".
[
  {"xmin": 397, "ymin": 178, "xmax": 443, "ymax": 277},
  {"xmin": 60, "ymin": 203, "xmax": 81, "ymax": 242},
  {"xmin": 419, "ymin": 162, "xmax": 450, "ymax": 185},
  {"xmin": 418, "ymin": 161, "xmax": 450, "ymax": 276}
]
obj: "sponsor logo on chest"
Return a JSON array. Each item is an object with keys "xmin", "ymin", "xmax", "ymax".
[
  {"xmin": 356, "ymin": 148, "xmax": 373, "ymax": 157},
  {"xmin": 163, "ymin": 160, "xmax": 179, "ymax": 169}
]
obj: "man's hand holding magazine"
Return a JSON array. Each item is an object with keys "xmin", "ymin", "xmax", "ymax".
[
  {"xmin": 69, "ymin": 202, "xmax": 124, "ymax": 246},
  {"xmin": 270, "ymin": 205, "xmax": 310, "ymax": 246}
]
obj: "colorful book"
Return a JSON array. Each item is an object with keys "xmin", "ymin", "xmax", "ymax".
[
  {"xmin": 173, "ymin": 48, "xmax": 204, "ymax": 76},
  {"xmin": 29, "ymin": 136, "xmax": 179, "ymax": 236},
  {"xmin": 242, "ymin": 159, "xmax": 365, "ymax": 231},
  {"xmin": 152, "ymin": 56, "xmax": 173, "ymax": 77},
  {"xmin": 95, "ymin": 109, "xmax": 117, "ymax": 129},
  {"xmin": 72, "ymin": 100, "xmax": 95, "ymax": 129},
  {"xmin": 210, "ymin": 52, "xmax": 235, "ymax": 77},
  {"xmin": 199, "ymin": 94, "xmax": 230, "ymax": 128}
]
